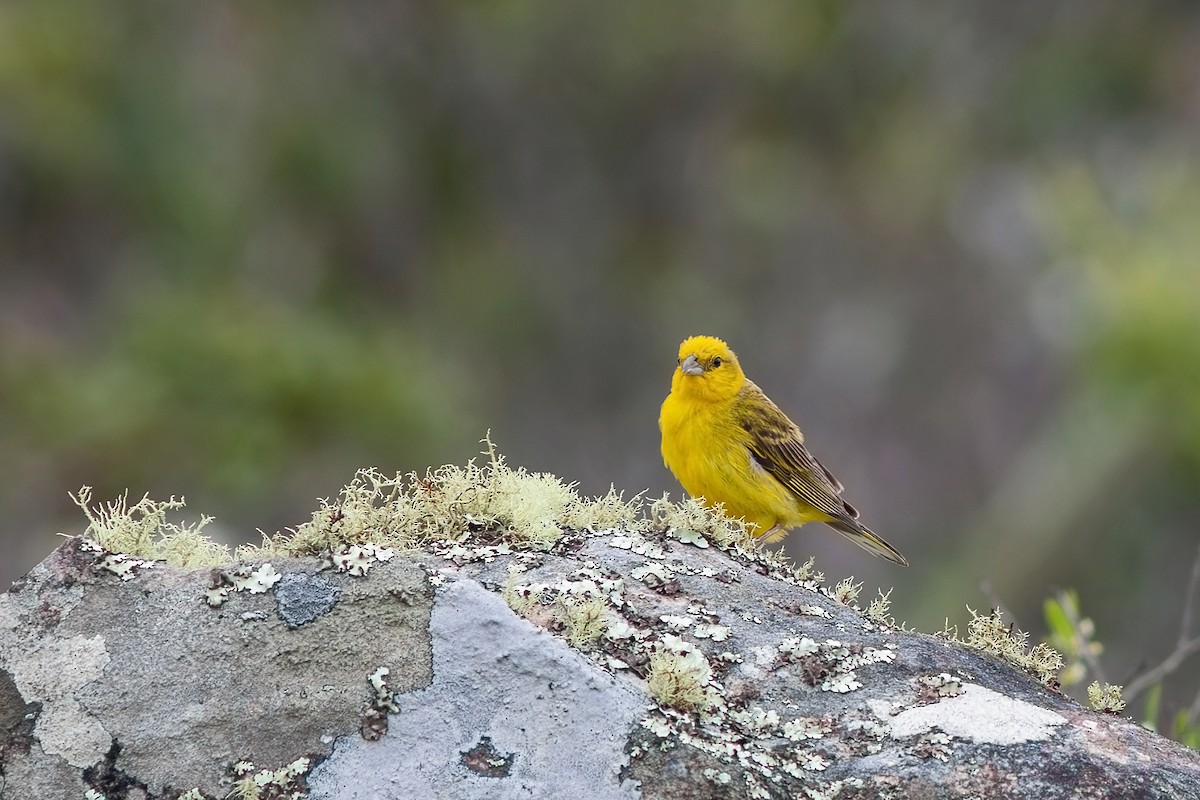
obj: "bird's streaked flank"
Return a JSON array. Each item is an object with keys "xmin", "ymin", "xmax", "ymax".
[{"xmin": 659, "ymin": 335, "xmax": 907, "ymax": 565}]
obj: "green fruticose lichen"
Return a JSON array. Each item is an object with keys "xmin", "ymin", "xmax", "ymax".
[
  {"xmin": 938, "ymin": 607, "xmax": 1065, "ymax": 687},
  {"xmin": 67, "ymin": 436, "xmax": 748, "ymax": 565},
  {"xmin": 646, "ymin": 643, "xmax": 716, "ymax": 713},
  {"xmin": 500, "ymin": 562, "xmax": 622, "ymax": 649},
  {"xmin": 500, "ymin": 563, "xmax": 540, "ymax": 615},
  {"xmin": 147, "ymin": 756, "xmax": 311, "ymax": 800},
  {"xmin": 1087, "ymin": 680, "xmax": 1127, "ymax": 713},
  {"xmin": 70, "ymin": 486, "xmax": 229, "ymax": 567},
  {"xmin": 557, "ymin": 595, "xmax": 611, "ymax": 648},
  {"xmin": 864, "ymin": 588, "xmax": 895, "ymax": 626},
  {"xmin": 249, "ymin": 436, "xmax": 657, "ymax": 558},
  {"xmin": 831, "ymin": 577, "xmax": 862, "ymax": 606}
]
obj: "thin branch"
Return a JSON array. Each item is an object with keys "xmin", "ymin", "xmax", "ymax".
[
  {"xmin": 1179, "ymin": 542, "xmax": 1200, "ymax": 649},
  {"xmin": 1124, "ymin": 543, "xmax": 1200, "ymax": 703},
  {"xmin": 1124, "ymin": 637, "xmax": 1200, "ymax": 702}
]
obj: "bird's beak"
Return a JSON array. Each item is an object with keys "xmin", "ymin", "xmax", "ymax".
[{"xmin": 680, "ymin": 354, "xmax": 704, "ymax": 376}]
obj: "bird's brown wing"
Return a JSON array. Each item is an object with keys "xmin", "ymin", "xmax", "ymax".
[
  {"xmin": 735, "ymin": 381, "xmax": 909, "ymax": 565},
  {"xmin": 733, "ymin": 381, "xmax": 858, "ymax": 525}
]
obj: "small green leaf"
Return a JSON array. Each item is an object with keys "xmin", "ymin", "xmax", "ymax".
[
  {"xmin": 1043, "ymin": 595, "xmax": 1074, "ymax": 646},
  {"xmin": 1171, "ymin": 710, "xmax": 1200, "ymax": 749},
  {"xmin": 1140, "ymin": 683, "xmax": 1162, "ymax": 732}
]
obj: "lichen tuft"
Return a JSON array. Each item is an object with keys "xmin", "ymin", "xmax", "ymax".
[
  {"xmin": 1087, "ymin": 680, "xmax": 1126, "ymax": 713},
  {"xmin": 646, "ymin": 643, "xmax": 715, "ymax": 713},
  {"xmin": 947, "ymin": 607, "xmax": 1065, "ymax": 687},
  {"xmin": 69, "ymin": 486, "xmax": 229, "ymax": 567}
]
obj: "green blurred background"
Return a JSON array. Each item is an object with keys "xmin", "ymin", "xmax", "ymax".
[{"xmin": 2, "ymin": 2, "xmax": 1198, "ymax": 728}]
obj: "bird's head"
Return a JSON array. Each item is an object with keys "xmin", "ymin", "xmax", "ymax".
[{"xmin": 672, "ymin": 335, "xmax": 745, "ymax": 401}]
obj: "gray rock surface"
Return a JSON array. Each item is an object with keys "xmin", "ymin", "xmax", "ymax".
[
  {"xmin": 1, "ymin": 533, "xmax": 1199, "ymax": 799},
  {"xmin": 308, "ymin": 579, "xmax": 646, "ymax": 799},
  {"xmin": 1, "ymin": 539, "xmax": 431, "ymax": 798}
]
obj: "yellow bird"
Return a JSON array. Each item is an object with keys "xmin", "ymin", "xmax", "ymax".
[{"xmin": 659, "ymin": 335, "xmax": 907, "ymax": 565}]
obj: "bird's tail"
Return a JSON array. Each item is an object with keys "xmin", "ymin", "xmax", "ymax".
[{"xmin": 826, "ymin": 519, "xmax": 908, "ymax": 566}]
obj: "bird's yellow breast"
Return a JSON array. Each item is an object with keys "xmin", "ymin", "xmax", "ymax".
[{"xmin": 659, "ymin": 389, "xmax": 819, "ymax": 533}]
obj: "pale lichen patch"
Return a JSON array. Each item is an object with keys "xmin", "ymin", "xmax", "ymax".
[
  {"xmin": 782, "ymin": 716, "xmax": 827, "ymax": 742},
  {"xmin": 702, "ymin": 767, "xmax": 732, "ymax": 785},
  {"xmin": 331, "ymin": 544, "xmax": 394, "ymax": 576},
  {"xmin": 605, "ymin": 619, "xmax": 640, "ymax": 641},
  {"xmin": 234, "ymin": 563, "xmax": 282, "ymax": 593},
  {"xmin": 915, "ymin": 672, "xmax": 964, "ymax": 704},
  {"xmin": 229, "ymin": 756, "xmax": 312, "ymax": 800},
  {"xmin": 630, "ymin": 562, "xmax": 671, "ymax": 584},
  {"xmin": 872, "ymin": 682, "xmax": 1067, "ymax": 745},
  {"xmin": 912, "ymin": 730, "xmax": 954, "ymax": 761},
  {"xmin": 692, "ymin": 623, "xmax": 730, "ymax": 642},
  {"xmin": 205, "ymin": 562, "xmax": 284, "ymax": 607},
  {"xmin": 775, "ymin": 636, "xmax": 896, "ymax": 694},
  {"xmin": 98, "ymin": 551, "xmax": 156, "ymax": 581},
  {"xmin": 368, "ymin": 667, "xmax": 400, "ymax": 714},
  {"xmin": 9, "ymin": 634, "xmax": 111, "ymax": 767},
  {"xmin": 659, "ymin": 614, "xmax": 695, "ymax": 630},
  {"xmin": 608, "ymin": 534, "xmax": 666, "ymax": 559},
  {"xmin": 667, "ymin": 527, "xmax": 711, "ymax": 548}
]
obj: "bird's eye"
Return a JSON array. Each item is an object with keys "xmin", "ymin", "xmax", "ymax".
[{"xmin": 712, "ymin": 357, "xmax": 723, "ymax": 367}]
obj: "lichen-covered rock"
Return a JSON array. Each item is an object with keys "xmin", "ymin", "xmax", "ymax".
[
  {"xmin": 0, "ymin": 538, "xmax": 432, "ymax": 798},
  {"xmin": 1, "ymin": 533, "xmax": 1198, "ymax": 800},
  {"xmin": 307, "ymin": 579, "xmax": 647, "ymax": 799}
]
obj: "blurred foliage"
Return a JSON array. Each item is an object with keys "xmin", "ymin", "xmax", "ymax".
[
  {"xmin": 1045, "ymin": 590, "xmax": 1103, "ymax": 689},
  {"xmin": 1, "ymin": 287, "xmax": 461, "ymax": 498},
  {"xmin": 1142, "ymin": 684, "xmax": 1200, "ymax": 750},
  {"xmin": 2, "ymin": 0, "xmax": 1200, "ymax": 743},
  {"xmin": 1046, "ymin": 587, "xmax": 1199, "ymax": 745},
  {"xmin": 1045, "ymin": 157, "xmax": 1200, "ymax": 471},
  {"xmin": 1173, "ymin": 711, "xmax": 1200, "ymax": 750}
]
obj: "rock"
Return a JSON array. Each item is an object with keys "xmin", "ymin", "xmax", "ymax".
[
  {"xmin": 1, "ymin": 532, "xmax": 1198, "ymax": 800},
  {"xmin": 308, "ymin": 579, "xmax": 646, "ymax": 799},
  {"xmin": 1, "ymin": 538, "xmax": 431, "ymax": 798}
]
